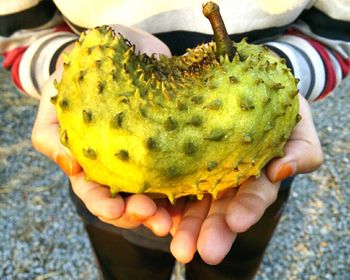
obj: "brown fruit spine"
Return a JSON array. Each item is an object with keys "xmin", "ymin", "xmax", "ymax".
[{"xmin": 202, "ymin": 2, "xmax": 235, "ymax": 60}]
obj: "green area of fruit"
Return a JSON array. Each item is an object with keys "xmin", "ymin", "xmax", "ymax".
[{"xmin": 53, "ymin": 26, "xmax": 299, "ymax": 202}]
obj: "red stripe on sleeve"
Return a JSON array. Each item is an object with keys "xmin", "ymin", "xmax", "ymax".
[
  {"xmin": 288, "ymin": 30, "xmax": 336, "ymax": 100},
  {"xmin": 2, "ymin": 46, "xmax": 28, "ymax": 93},
  {"xmin": 308, "ymin": 40, "xmax": 336, "ymax": 101},
  {"xmin": 2, "ymin": 46, "xmax": 27, "ymax": 69},
  {"xmin": 333, "ymin": 51, "xmax": 350, "ymax": 78},
  {"xmin": 2, "ymin": 24, "xmax": 73, "ymax": 96},
  {"xmin": 10, "ymin": 51, "xmax": 25, "ymax": 92},
  {"xmin": 54, "ymin": 23, "xmax": 73, "ymax": 33}
]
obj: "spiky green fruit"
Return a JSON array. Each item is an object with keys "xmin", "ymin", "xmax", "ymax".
[{"xmin": 53, "ymin": 26, "xmax": 299, "ymax": 203}]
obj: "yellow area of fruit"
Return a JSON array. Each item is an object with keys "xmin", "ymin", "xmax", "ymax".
[{"xmin": 55, "ymin": 27, "xmax": 299, "ymax": 202}]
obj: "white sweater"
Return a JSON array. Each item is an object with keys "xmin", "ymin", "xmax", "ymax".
[{"xmin": 1, "ymin": 0, "xmax": 349, "ymax": 101}]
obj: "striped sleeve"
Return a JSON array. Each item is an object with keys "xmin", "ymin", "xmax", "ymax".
[
  {"xmin": 17, "ymin": 28, "xmax": 77, "ymax": 98},
  {"xmin": 262, "ymin": 8, "xmax": 350, "ymax": 102},
  {"xmin": 0, "ymin": 0, "xmax": 78, "ymax": 99}
]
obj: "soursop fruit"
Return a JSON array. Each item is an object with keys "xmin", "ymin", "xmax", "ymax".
[{"xmin": 52, "ymin": 26, "xmax": 299, "ymax": 203}]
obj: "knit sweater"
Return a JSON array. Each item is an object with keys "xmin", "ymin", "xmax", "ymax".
[
  {"xmin": 1, "ymin": 0, "xmax": 349, "ymax": 101},
  {"xmin": 1, "ymin": 0, "xmax": 349, "ymax": 252}
]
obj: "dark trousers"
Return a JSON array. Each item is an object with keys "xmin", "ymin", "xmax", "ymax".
[{"xmin": 70, "ymin": 178, "xmax": 293, "ymax": 280}]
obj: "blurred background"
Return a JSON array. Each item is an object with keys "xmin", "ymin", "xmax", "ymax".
[{"xmin": 0, "ymin": 57, "xmax": 349, "ymax": 279}]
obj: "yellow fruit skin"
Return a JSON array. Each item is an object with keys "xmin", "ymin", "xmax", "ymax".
[{"xmin": 54, "ymin": 26, "xmax": 299, "ymax": 203}]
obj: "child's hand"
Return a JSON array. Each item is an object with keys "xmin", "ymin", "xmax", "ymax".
[
  {"xmin": 266, "ymin": 95, "xmax": 323, "ymax": 183},
  {"xmin": 169, "ymin": 94, "xmax": 323, "ymax": 265},
  {"xmin": 31, "ymin": 25, "xmax": 173, "ymax": 236}
]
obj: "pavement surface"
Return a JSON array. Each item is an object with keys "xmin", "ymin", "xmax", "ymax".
[{"xmin": 0, "ymin": 57, "xmax": 349, "ymax": 279}]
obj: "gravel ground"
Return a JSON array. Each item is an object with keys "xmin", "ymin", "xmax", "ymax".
[{"xmin": 0, "ymin": 56, "xmax": 349, "ymax": 280}]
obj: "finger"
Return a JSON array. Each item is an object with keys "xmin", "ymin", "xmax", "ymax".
[
  {"xmin": 99, "ymin": 195, "xmax": 159, "ymax": 230},
  {"xmin": 168, "ymin": 197, "xmax": 187, "ymax": 236},
  {"xmin": 226, "ymin": 174, "xmax": 280, "ymax": 233},
  {"xmin": 170, "ymin": 195, "xmax": 211, "ymax": 264},
  {"xmin": 32, "ymin": 71, "xmax": 81, "ymax": 176},
  {"xmin": 197, "ymin": 189, "xmax": 238, "ymax": 265},
  {"xmin": 267, "ymin": 95, "xmax": 323, "ymax": 182},
  {"xmin": 124, "ymin": 194, "xmax": 157, "ymax": 220},
  {"xmin": 144, "ymin": 206, "xmax": 173, "ymax": 237},
  {"xmin": 71, "ymin": 171, "xmax": 157, "ymax": 229},
  {"xmin": 99, "ymin": 216, "xmax": 141, "ymax": 229},
  {"xmin": 110, "ymin": 24, "xmax": 172, "ymax": 57},
  {"xmin": 70, "ymin": 172, "xmax": 125, "ymax": 220},
  {"xmin": 32, "ymin": 120, "xmax": 81, "ymax": 176}
]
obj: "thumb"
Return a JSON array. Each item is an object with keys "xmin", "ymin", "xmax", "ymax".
[
  {"xmin": 267, "ymin": 95, "xmax": 323, "ymax": 182},
  {"xmin": 32, "ymin": 68, "xmax": 81, "ymax": 176},
  {"xmin": 109, "ymin": 24, "xmax": 172, "ymax": 57}
]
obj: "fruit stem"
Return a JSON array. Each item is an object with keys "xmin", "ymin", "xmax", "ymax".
[{"xmin": 202, "ymin": 2, "xmax": 235, "ymax": 61}]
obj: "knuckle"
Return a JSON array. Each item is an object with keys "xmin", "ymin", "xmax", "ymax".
[
  {"xmin": 310, "ymin": 145, "xmax": 324, "ymax": 170},
  {"xmin": 267, "ymin": 188, "xmax": 278, "ymax": 205},
  {"xmin": 88, "ymin": 207, "xmax": 100, "ymax": 218},
  {"xmin": 31, "ymin": 128, "xmax": 46, "ymax": 152},
  {"xmin": 261, "ymin": 191, "xmax": 277, "ymax": 208},
  {"xmin": 103, "ymin": 204, "xmax": 123, "ymax": 220},
  {"xmin": 79, "ymin": 186, "xmax": 94, "ymax": 206},
  {"xmin": 88, "ymin": 200, "xmax": 112, "ymax": 220},
  {"xmin": 81, "ymin": 194, "xmax": 100, "ymax": 217},
  {"xmin": 261, "ymin": 183, "xmax": 279, "ymax": 206}
]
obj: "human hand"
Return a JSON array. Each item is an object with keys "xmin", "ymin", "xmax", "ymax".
[
  {"xmin": 169, "ymin": 94, "xmax": 323, "ymax": 264},
  {"xmin": 32, "ymin": 25, "xmax": 173, "ymax": 235}
]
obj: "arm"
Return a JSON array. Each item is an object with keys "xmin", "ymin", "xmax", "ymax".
[
  {"xmin": 170, "ymin": 95, "xmax": 323, "ymax": 264},
  {"xmin": 261, "ymin": 7, "xmax": 350, "ymax": 102},
  {"xmin": 1, "ymin": 2, "xmax": 174, "ymax": 235},
  {"xmin": 31, "ymin": 24, "xmax": 173, "ymax": 235},
  {"xmin": 0, "ymin": 1, "xmax": 77, "ymax": 98},
  {"xmin": 170, "ymin": 5, "xmax": 350, "ymax": 265},
  {"xmin": 262, "ymin": 6, "xmax": 350, "ymax": 181}
]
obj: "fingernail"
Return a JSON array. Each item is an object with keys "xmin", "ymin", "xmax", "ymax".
[
  {"xmin": 273, "ymin": 162, "xmax": 296, "ymax": 182},
  {"xmin": 56, "ymin": 153, "xmax": 73, "ymax": 176}
]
